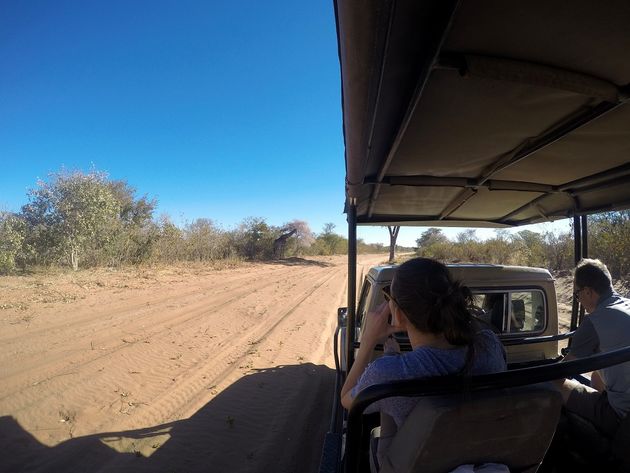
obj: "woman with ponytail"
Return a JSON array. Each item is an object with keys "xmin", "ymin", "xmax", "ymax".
[{"xmin": 341, "ymin": 258, "xmax": 506, "ymax": 464}]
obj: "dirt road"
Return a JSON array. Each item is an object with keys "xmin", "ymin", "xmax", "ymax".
[{"xmin": 0, "ymin": 254, "xmax": 386, "ymax": 473}]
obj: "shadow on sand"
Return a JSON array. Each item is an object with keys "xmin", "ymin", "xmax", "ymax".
[
  {"xmin": 0, "ymin": 363, "xmax": 335, "ymax": 473},
  {"xmin": 265, "ymin": 257, "xmax": 334, "ymax": 268}
]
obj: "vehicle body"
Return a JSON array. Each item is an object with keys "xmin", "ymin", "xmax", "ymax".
[
  {"xmin": 352, "ymin": 264, "xmax": 560, "ymax": 366},
  {"xmin": 322, "ymin": 0, "xmax": 630, "ymax": 472}
]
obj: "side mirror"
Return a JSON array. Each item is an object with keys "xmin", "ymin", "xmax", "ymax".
[{"xmin": 337, "ymin": 307, "xmax": 348, "ymax": 327}]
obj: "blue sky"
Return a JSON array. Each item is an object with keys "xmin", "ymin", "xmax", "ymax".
[{"xmin": 0, "ymin": 1, "xmax": 570, "ymax": 247}]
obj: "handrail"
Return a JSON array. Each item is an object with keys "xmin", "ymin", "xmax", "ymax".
[
  {"xmin": 344, "ymin": 345, "xmax": 630, "ymax": 472},
  {"xmin": 334, "ymin": 326, "xmax": 341, "ymax": 374},
  {"xmin": 346, "ymin": 200, "xmax": 357, "ymax": 370},
  {"xmin": 501, "ymin": 330, "xmax": 575, "ymax": 346},
  {"xmin": 352, "ymin": 330, "xmax": 575, "ymax": 350},
  {"xmin": 330, "ymin": 326, "xmax": 342, "ymax": 433}
]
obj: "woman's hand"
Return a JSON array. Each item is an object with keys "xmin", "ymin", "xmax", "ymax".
[
  {"xmin": 341, "ymin": 302, "xmax": 403, "ymax": 409},
  {"xmin": 361, "ymin": 302, "xmax": 402, "ymax": 348}
]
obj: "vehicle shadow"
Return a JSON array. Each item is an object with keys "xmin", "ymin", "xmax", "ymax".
[
  {"xmin": 266, "ymin": 257, "xmax": 334, "ymax": 267},
  {"xmin": 0, "ymin": 363, "xmax": 335, "ymax": 473}
]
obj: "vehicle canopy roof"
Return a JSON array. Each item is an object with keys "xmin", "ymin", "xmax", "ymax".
[
  {"xmin": 368, "ymin": 263, "xmax": 553, "ymax": 286},
  {"xmin": 334, "ymin": 0, "xmax": 630, "ymax": 227}
]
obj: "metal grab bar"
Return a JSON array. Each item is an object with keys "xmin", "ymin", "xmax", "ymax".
[
  {"xmin": 351, "ymin": 330, "xmax": 576, "ymax": 351},
  {"xmin": 502, "ymin": 330, "xmax": 575, "ymax": 346}
]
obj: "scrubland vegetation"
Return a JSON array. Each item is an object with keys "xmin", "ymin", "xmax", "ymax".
[
  {"xmin": 414, "ymin": 212, "xmax": 629, "ymax": 279},
  {"xmin": 2, "ymin": 169, "xmax": 628, "ymax": 276},
  {"xmin": 0, "ymin": 170, "xmax": 385, "ymax": 273}
]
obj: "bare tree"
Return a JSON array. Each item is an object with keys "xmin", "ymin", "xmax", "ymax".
[
  {"xmin": 388, "ymin": 226, "xmax": 400, "ymax": 263},
  {"xmin": 286, "ymin": 219, "xmax": 315, "ymax": 253}
]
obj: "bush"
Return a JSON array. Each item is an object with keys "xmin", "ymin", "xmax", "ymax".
[
  {"xmin": 589, "ymin": 211, "xmax": 630, "ymax": 278},
  {"xmin": 0, "ymin": 213, "xmax": 29, "ymax": 273},
  {"xmin": 21, "ymin": 171, "xmax": 121, "ymax": 270},
  {"xmin": 412, "ymin": 213, "xmax": 630, "ymax": 279}
]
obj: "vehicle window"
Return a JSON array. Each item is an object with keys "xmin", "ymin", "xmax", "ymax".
[
  {"xmin": 471, "ymin": 292, "xmax": 507, "ymax": 332},
  {"xmin": 356, "ymin": 278, "xmax": 373, "ymax": 328},
  {"xmin": 508, "ymin": 291, "xmax": 545, "ymax": 333},
  {"xmin": 471, "ymin": 289, "xmax": 545, "ymax": 335}
]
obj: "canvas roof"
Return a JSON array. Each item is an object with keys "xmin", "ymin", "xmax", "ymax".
[{"xmin": 334, "ymin": 0, "xmax": 630, "ymax": 227}]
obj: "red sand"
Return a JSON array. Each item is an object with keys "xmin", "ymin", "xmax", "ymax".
[{"xmin": 0, "ymin": 254, "xmax": 384, "ymax": 472}]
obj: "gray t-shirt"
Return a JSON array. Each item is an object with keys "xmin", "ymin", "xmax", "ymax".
[
  {"xmin": 351, "ymin": 329, "xmax": 507, "ymax": 428},
  {"xmin": 569, "ymin": 291, "xmax": 630, "ymax": 417}
]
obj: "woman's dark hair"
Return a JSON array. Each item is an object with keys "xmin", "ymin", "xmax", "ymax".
[{"xmin": 391, "ymin": 257, "xmax": 476, "ymax": 372}]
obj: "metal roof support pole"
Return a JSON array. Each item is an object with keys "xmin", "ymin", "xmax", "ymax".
[
  {"xmin": 367, "ymin": 0, "xmax": 462, "ymax": 218},
  {"xmin": 578, "ymin": 215, "xmax": 589, "ymax": 325},
  {"xmin": 581, "ymin": 215, "xmax": 589, "ymax": 259},
  {"xmin": 570, "ymin": 216, "xmax": 582, "ymax": 332},
  {"xmin": 573, "ymin": 215, "xmax": 582, "ymax": 265},
  {"xmin": 347, "ymin": 198, "xmax": 358, "ymax": 372}
]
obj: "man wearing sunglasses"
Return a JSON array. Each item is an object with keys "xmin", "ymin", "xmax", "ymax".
[{"xmin": 561, "ymin": 258, "xmax": 630, "ymax": 437}]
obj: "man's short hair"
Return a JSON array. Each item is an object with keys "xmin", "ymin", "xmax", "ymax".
[{"xmin": 574, "ymin": 258, "xmax": 613, "ymax": 295}]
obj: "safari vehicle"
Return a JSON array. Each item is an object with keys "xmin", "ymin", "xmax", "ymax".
[
  {"xmin": 342, "ymin": 264, "xmax": 561, "ymax": 373},
  {"xmin": 320, "ymin": 0, "xmax": 630, "ymax": 472}
]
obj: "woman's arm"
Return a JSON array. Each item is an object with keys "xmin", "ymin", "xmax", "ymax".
[
  {"xmin": 340, "ymin": 302, "xmax": 401, "ymax": 409},
  {"xmin": 591, "ymin": 370, "xmax": 605, "ymax": 392}
]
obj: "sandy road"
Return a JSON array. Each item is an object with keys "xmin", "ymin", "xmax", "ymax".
[{"xmin": 0, "ymin": 254, "xmax": 386, "ymax": 473}]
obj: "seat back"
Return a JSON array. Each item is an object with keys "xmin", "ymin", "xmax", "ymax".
[
  {"xmin": 561, "ymin": 408, "xmax": 630, "ymax": 471},
  {"xmin": 379, "ymin": 383, "xmax": 562, "ymax": 473},
  {"xmin": 611, "ymin": 413, "xmax": 630, "ymax": 470}
]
